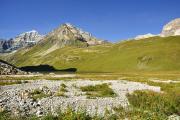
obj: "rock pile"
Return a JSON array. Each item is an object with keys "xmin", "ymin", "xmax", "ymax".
[{"xmin": 0, "ymin": 60, "xmax": 26, "ymax": 75}]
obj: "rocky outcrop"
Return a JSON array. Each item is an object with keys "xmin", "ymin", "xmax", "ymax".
[
  {"xmin": 161, "ymin": 18, "xmax": 180, "ymax": 37},
  {"xmin": 134, "ymin": 18, "xmax": 180, "ymax": 40},
  {"xmin": 0, "ymin": 60, "xmax": 26, "ymax": 75},
  {"xmin": 0, "ymin": 30, "xmax": 44, "ymax": 53}
]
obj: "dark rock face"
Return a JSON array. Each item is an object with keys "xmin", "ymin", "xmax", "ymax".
[{"xmin": 0, "ymin": 60, "xmax": 26, "ymax": 75}]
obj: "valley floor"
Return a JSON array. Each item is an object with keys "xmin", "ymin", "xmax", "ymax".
[
  {"xmin": 0, "ymin": 80, "xmax": 160, "ymax": 117},
  {"xmin": 0, "ymin": 73, "xmax": 180, "ymax": 120}
]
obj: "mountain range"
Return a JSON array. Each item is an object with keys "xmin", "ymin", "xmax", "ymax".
[
  {"xmin": 0, "ymin": 18, "xmax": 180, "ymax": 72},
  {"xmin": 0, "ymin": 23, "xmax": 107, "ymax": 53},
  {"xmin": 0, "ymin": 30, "xmax": 44, "ymax": 52}
]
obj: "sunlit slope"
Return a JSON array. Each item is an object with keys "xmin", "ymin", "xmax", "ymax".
[{"xmin": 3, "ymin": 36, "xmax": 180, "ymax": 72}]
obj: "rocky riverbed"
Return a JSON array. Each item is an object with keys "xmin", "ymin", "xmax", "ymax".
[{"xmin": 0, "ymin": 80, "xmax": 161, "ymax": 117}]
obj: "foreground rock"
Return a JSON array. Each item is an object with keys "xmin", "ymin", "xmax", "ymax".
[
  {"xmin": 0, "ymin": 80, "xmax": 160, "ymax": 116},
  {"xmin": 0, "ymin": 60, "xmax": 26, "ymax": 75}
]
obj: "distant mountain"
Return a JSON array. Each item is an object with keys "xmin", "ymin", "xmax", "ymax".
[
  {"xmin": 13, "ymin": 30, "xmax": 43, "ymax": 44},
  {"xmin": 0, "ymin": 23, "xmax": 107, "ymax": 53},
  {"xmin": 161, "ymin": 18, "xmax": 180, "ymax": 37},
  {"xmin": 135, "ymin": 33, "xmax": 157, "ymax": 40},
  {"xmin": 44, "ymin": 23, "xmax": 106, "ymax": 47},
  {"xmin": 18, "ymin": 23, "xmax": 108, "ymax": 56},
  {"xmin": 134, "ymin": 18, "xmax": 180, "ymax": 40},
  {"xmin": 0, "ymin": 30, "xmax": 44, "ymax": 53}
]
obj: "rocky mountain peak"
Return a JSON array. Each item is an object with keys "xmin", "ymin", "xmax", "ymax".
[
  {"xmin": 161, "ymin": 18, "xmax": 180, "ymax": 37},
  {"xmin": 0, "ymin": 30, "xmax": 44, "ymax": 53},
  {"xmin": 47, "ymin": 23, "xmax": 105, "ymax": 46},
  {"xmin": 62, "ymin": 23, "xmax": 75, "ymax": 28},
  {"xmin": 14, "ymin": 30, "xmax": 43, "ymax": 42}
]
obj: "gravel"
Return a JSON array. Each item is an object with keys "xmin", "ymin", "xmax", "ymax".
[{"xmin": 0, "ymin": 80, "xmax": 161, "ymax": 116}]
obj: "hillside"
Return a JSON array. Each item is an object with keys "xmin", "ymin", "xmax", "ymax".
[{"xmin": 1, "ymin": 36, "xmax": 180, "ymax": 72}]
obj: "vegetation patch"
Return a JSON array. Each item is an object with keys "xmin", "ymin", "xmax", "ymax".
[
  {"xmin": 127, "ymin": 90, "xmax": 180, "ymax": 118},
  {"xmin": 0, "ymin": 108, "xmax": 103, "ymax": 120},
  {"xmin": 0, "ymin": 80, "xmax": 28, "ymax": 86},
  {"xmin": 31, "ymin": 88, "xmax": 50, "ymax": 100},
  {"xmin": 80, "ymin": 83, "xmax": 116, "ymax": 98},
  {"xmin": 113, "ymin": 105, "xmax": 167, "ymax": 120},
  {"xmin": 56, "ymin": 83, "xmax": 68, "ymax": 97}
]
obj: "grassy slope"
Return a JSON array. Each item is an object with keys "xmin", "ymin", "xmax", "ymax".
[{"xmin": 2, "ymin": 36, "xmax": 180, "ymax": 72}]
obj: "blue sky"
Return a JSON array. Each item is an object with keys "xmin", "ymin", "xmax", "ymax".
[{"xmin": 0, "ymin": 0, "xmax": 180, "ymax": 42}]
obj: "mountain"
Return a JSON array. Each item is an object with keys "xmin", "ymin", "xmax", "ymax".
[
  {"xmin": 0, "ymin": 23, "xmax": 106, "ymax": 53},
  {"xmin": 2, "ymin": 36, "xmax": 180, "ymax": 72},
  {"xmin": 15, "ymin": 23, "xmax": 108, "ymax": 56},
  {"xmin": 161, "ymin": 18, "xmax": 180, "ymax": 37},
  {"xmin": 43, "ymin": 23, "xmax": 106, "ymax": 47},
  {"xmin": 1, "ymin": 19, "xmax": 180, "ymax": 72},
  {"xmin": 134, "ymin": 18, "xmax": 180, "ymax": 40},
  {"xmin": 0, "ymin": 30, "xmax": 44, "ymax": 52},
  {"xmin": 12, "ymin": 30, "xmax": 43, "ymax": 45}
]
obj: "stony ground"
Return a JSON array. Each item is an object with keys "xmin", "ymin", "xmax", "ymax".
[{"xmin": 0, "ymin": 80, "xmax": 160, "ymax": 117}]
